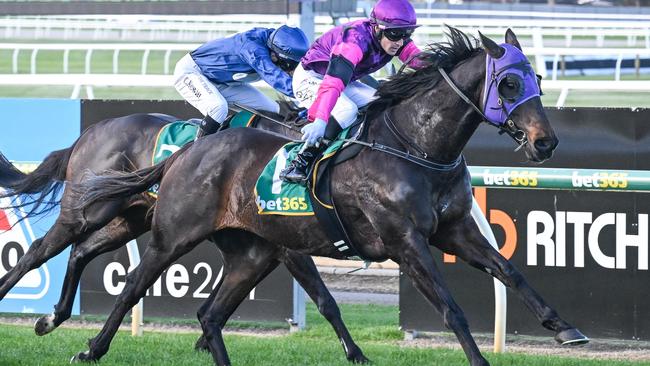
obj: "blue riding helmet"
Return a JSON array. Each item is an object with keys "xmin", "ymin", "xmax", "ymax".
[{"xmin": 267, "ymin": 25, "xmax": 310, "ymax": 62}]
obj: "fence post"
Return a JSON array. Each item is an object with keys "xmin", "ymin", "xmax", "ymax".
[
  {"xmin": 470, "ymin": 197, "xmax": 507, "ymax": 353},
  {"xmin": 126, "ymin": 240, "xmax": 143, "ymax": 337}
]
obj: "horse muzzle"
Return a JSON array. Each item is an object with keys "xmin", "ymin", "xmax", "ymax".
[{"xmin": 529, "ymin": 135, "xmax": 558, "ymax": 162}]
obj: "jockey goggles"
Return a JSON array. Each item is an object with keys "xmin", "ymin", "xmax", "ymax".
[
  {"xmin": 273, "ymin": 53, "xmax": 300, "ymax": 73},
  {"xmin": 383, "ymin": 28, "xmax": 414, "ymax": 42}
]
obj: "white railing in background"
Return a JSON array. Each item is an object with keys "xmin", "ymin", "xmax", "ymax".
[
  {"xmin": 2, "ymin": 74, "xmax": 649, "ymax": 108},
  {"xmin": 1, "ymin": 14, "xmax": 649, "ymax": 106},
  {"xmin": 2, "ymin": 42, "xmax": 648, "ymax": 105},
  {"xmin": 3, "ymin": 13, "xmax": 650, "ymax": 48},
  {"xmin": 525, "ymin": 47, "xmax": 650, "ymax": 80},
  {"xmin": 3, "ymin": 43, "xmax": 649, "ymax": 79},
  {"xmin": 0, "ymin": 42, "xmax": 197, "ymax": 75},
  {"xmin": 416, "ymin": 8, "xmax": 650, "ymax": 21}
]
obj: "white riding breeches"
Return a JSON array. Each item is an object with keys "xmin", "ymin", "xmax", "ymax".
[
  {"xmin": 292, "ymin": 63, "xmax": 377, "ymax": 129},
  {"xmin": 173, "ymin": 54, "xmax": 280, "ymax": 123}
]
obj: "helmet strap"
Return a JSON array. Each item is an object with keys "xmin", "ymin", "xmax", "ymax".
[{"xmin": 373, "ymin": 25, "xmax": 383, "ymax": 42}]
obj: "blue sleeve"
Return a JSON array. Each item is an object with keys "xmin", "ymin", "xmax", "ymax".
[{"xmin": 240, "ymin": 42, "xmax": 294, "ymax": 97}]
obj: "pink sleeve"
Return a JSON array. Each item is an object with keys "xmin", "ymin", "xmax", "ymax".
[
  {"xmin": 308, "ymin": 75, "xmax": 344, "ymax": 122},
  {"xmin": 331, "ymin": 42, "xmax": 364, "ymax": 65},
  {"xmin": 307, "ymin": 42, "xmax": 363, "ymax": 122},
  {"xmin": 398, "ymin": 42, "xmax": 427, "ymax": 69}
]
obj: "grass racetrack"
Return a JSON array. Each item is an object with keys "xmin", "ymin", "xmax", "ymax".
[{"xmin": 1, "ymin": 303, "xmax": 648, "ymax": 366}]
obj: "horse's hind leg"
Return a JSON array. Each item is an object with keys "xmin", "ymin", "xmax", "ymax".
[
  {"xmin": 282, "ymin": 251, "xmax": 369, "ymax": 364},
  {"xmin": 0, "ymin": 193, "xmax": 122, "ymax": 300},
  {"xmin": 71, "ymin": 235, "xmax": 201, "ymax": 362},
  {"xmin": 198, "ymin": 231, "xmax": 281, "ymax": 366},
  {"xmin": 34, "ymin": 209, "xmax": 149, "ymax": 336},
  {"xmin": 433, "ymin": 215, "xmax": 588, "ymax": 345},
  {"xmin": 0, "ymin": 220, "xmax": 94, "ymax": 300}
]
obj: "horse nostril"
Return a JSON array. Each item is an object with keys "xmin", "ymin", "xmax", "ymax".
[{"xmin": 534, "ymin": 138, "xmax": 557, "ymax": 154}]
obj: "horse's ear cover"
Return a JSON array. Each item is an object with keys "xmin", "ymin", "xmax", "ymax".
[
  {"xmin": 505, "ymin": 29, "xmax": 522, "ymax": 51},
  {"xmin": 478, "ymin": 31, "xmax": 505, "ymax": 59}
]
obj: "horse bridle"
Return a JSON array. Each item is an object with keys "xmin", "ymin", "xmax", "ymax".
[
  {"xmin": 438, "ymin": 67, "xmax": 528, "ymax": 152},
  {"xmin": 398, "ymin": 49, "xmax": 536, "ymax": 152}
]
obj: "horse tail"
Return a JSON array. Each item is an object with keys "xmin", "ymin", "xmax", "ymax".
[
  {"xmin": 0, "ymin": 146, "xmax": 73, "ymax": 218},
  {"xmin": 75, "ymin": 142, "xmax": 193, "ymax": 211}
]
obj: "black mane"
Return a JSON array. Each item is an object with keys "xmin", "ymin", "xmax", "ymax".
[{"xmin": 368, "ymin": 26, "xmax": 481, "ymax": 114}]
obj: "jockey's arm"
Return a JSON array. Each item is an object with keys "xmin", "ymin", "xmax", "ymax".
[
  {"xmin": 240, "ymin": 42, "xmax": 294, "ymax": 97},
  {"xmin": 398, "ymin": 40, "xmax": 427, "ymax": 70},
  {"xmin": 307, "ymin": 41, "xmax": 363, "ymax": 123}
]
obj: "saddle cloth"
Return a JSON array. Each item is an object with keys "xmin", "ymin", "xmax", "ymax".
[
  {"xmin": 254, "ymin": 127, "xmax": 353, "ymax": 216},
  {"xmin": 147, "ymin": 110, "xmax": 257, "ymax": 196},
  {"xmin": 151, "ymin": 109, "xmax": 258, "ymax": 166}
]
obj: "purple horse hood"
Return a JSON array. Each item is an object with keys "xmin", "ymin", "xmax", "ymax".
[{"xmin": 482, "ymin": 43, "xmax": 541, "ymax": 126}]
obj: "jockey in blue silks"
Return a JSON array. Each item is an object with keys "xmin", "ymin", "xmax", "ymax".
[{"xmin": 173, "ymin": 26, "xmax": 310, "ymax": 139}]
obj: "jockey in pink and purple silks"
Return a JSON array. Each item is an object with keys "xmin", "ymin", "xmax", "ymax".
[{"xmin": 280, "ymin": 0, "xmax": 426, "ymax": 183}]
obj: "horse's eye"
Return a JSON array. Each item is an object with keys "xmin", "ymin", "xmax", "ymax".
[{"xmin": 498, "ymin": 74, "xmax": 524, "ymax": 102}]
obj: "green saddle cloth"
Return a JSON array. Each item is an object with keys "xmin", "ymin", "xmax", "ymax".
[
  {"xmin": 148, "ymin": 110, "xmax": 256, "ymax": 196},
  {"xmin": 254, "ymin": 127, "xmax": 352, "ymax": 216},
  {"xmin": 151, "ymin": 110, "xmax": 256, "ymax": 166},
  {"xmin": 152, "ymin": 122, "xmax": 198, "ymax": 165}
]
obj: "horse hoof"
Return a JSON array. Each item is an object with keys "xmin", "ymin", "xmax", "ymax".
[
  {"xmin": 194, "ymin": 335, "xmax": 209, "ymax": 352},
  {"xmin": 555, "ymin": 328, "xmax": 589, "ymax": 346},
  {"xmin": 349, "ymin": 354, "xmax": 370, "ymax": 364},
  {"xmin": 70, "ymin": 351, "xmax": 94, "ymax": 363},
  {"xmin": 34, "ymin": 314, "xmax": 56, "ymax": 336}
]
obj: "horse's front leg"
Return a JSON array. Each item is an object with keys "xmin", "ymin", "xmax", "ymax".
[
  {"xmin": 432, "ymin": 212, "xmax": 588, "ymax": 345},
  {"xmin": 396, "ymin": 228, "xmax": 490, "ymax": 366},
  {"xmin": 282, "ymin": 250, "xmax": 369, "ymax": 364}
]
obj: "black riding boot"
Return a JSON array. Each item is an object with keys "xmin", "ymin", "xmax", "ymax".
[
  {"xmin": 194, "ymin": 115, "xmax": 221, "ymax": 140},
  {"xmin": 280, "ymin": 117, "xmax": 342, "ymax": 184},
  {"xmin": 279, "ymin": 144, "xmax": 323, "ymax": 184}
]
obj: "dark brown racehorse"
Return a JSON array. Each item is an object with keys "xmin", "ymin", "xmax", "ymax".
[
  {"xmin": 74, "ymin": 28, "xmax": 587, "ymax": 366},
  {"xmin": 0, "ymin": 107, "xmax": 368, "ymax": 362}
]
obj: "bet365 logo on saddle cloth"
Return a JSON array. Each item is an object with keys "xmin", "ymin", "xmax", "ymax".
[
  {"xmin": 255, "ymin": 142, "xmax": 314, "ymax": 216},
  {"xmin": 255, "ymin": 127, "xmax": 352, "ymax": 216}
]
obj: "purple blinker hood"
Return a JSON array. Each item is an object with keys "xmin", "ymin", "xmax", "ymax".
[{"xmin": 482, "ymin": 43, "xmax": 540, "ymax": 126}]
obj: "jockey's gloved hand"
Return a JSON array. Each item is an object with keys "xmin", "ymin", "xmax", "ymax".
[{"xmin": 300, "ymin": 118, "xmax": 327, "ymax": 145}]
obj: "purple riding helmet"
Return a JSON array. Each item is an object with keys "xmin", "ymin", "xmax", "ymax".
[
  {"xmin": 482, "ymin": 43, "xmax": 541, "ymax": 126},
  {"xmin": 370, "ymin": 0, "xmax": 421, "ymax": 40}
]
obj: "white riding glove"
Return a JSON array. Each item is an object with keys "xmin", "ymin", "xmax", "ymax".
[{"xmin": 300, "ymin": 118, "xmax": 327, "ymax": 146}]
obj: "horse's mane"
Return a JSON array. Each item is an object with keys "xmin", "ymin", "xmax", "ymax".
[{"xmin": 367, "ymin": 26, "xmax": 481, "ymax": 117}]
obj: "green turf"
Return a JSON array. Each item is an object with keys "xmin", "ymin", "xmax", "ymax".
[{"xmin": 0, "ymin": 303, "xmax": 648, "ymax": 366}]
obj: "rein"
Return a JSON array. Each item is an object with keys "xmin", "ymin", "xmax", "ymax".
[
  {"xmin": 329, "ymin": 114, "xmax": 463, "ymax": 172},
  {"xmin": 232, "ymin": 103, "xmax": 302, "ymax": 133},
  {"xmin": 343, "ymin": 137, "xmax": 463, "ymax": 171}
]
